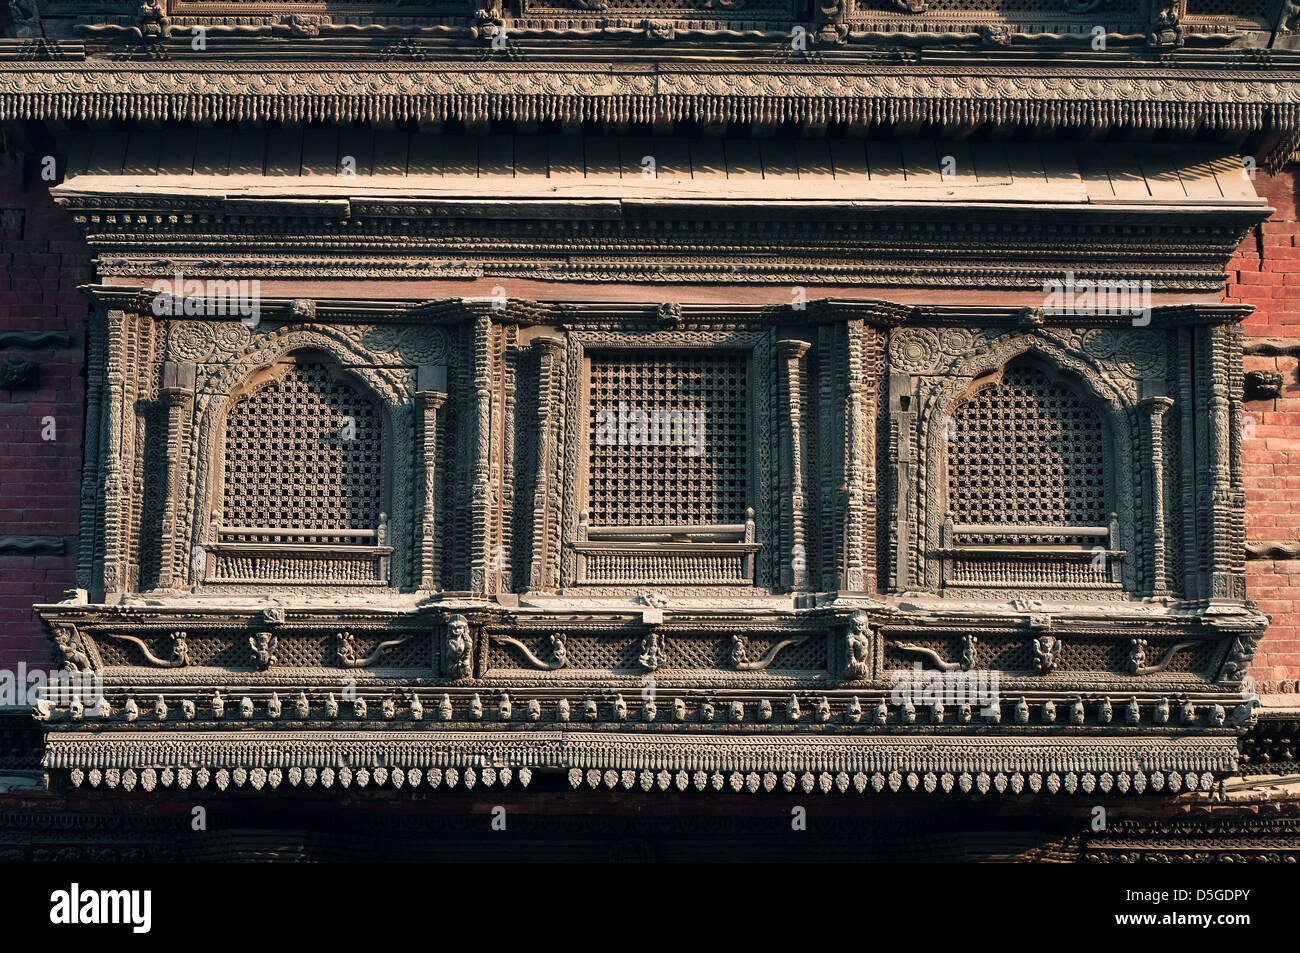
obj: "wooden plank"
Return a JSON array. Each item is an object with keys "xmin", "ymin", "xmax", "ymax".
[
  {"xmin": 264, "ymin": 127, "xmax": 303, "ymax": 177},
  {"xmin": 761, "ymin": 140, "xmax": 799, "ymax": 179},
  {"xmin": 1076, "ymin": 150, "xmax": 1116, "ymax": 201},
  {"xmin": 865, "ymin": 140, "xmax": 904, "ymax": 182},
  {"xmin": 514, "ymin": 135, "xmax": 549, "ymax": 179},
  {"xmin": 932, "ymin": 142, "xmax": 975, "ymax": 186},
  {"xmin": 1003, "ymin": 142, "xmax": 1047, "ymax": 184},
  {"xmin": 441, "ymin": 136, "xmax": 477, "ymax": 177},
  {"xmin": 1209, "ymin": 154, "xmax": 1260, "ymax": 201},
  {"xmin": 337, "ymin": 129, "xmax": 374, "ymax": 177},
  {"xmin": 157, "ymin": 129, "xmax": 198, "ymax": 175},
  {"xmin": 86, "ymin": 131, "xmax": 129, "ymax": 175},
  {"xmin": 478, "ymin": 134, "xmax": 514, "ymax": 177},
  {"xmin": 689, "ymin": 139, "xmax": 727, "ymax": 180},
  {"xmin": 406, "ymin": 135, "xmax": 442, "ymax": 176},
  {"xmin": 64, "ymin": 135, "xmax": 92, "ymax": 179},
  {"xmin": 1173, "ymin": 147, "xmax": 1226, "ymax": 201},
  {"xmin": 898, "ymin": 139, "xmax": 941, "ymax": 181},
  {"xmin": 584, "ymin": 136, "xmax": 622, "ymax": 178},
  {"xmin": 1136, "ymin": 146, "xmax": 1187, "ymax": 200},
  {"xmin": 298, "ymin": 128, "xmax": 339, "ymax": 176},
  {"xmin": 620, "ymin": 137, "xmax": 657, "ymax": 180},
  {"xmin": 830, "ymin": 139, "xmax": 868, "ymax": 181},
  {"xmin": 969, "ymin": 142, "xmax": 1012, "ymax": 183},
  {"xmin": 724, "ymin": 140, "xmax": 763, "ymax": 179},
  {"xmin": 1103, "ymin": 150, "xmax": 1150, "ymax": 200},
  {"xmin": 794, "ymin": 141, "xmax": 833, "ymax": 179},
  {"xmin": 546, "ymin": 134, "xmax": 583, "ymax": 180},
  {"xmin": 371, "ymin": 131, "xmax": 409, "ymax": 177},
  {"xmin": 192, "ymin": 128, "xmax": 234, "ymax": 176},
  {"xmin": 1037, "ymin": 142, "xmax": 1083, "ymax": 188},
  {"xmin": 651, "ymin": 138, "xmax": 692, "ymax": 180},
  {"xmin": 122, "ymin": 131, "xmax": 161, "ymax": 176},
  {"xmin": 224, "ymin": 129, "xmax": 263, "ymax": 176}
]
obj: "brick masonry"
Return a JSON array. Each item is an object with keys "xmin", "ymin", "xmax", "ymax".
[
  {"xmin": 1226, "ymin": 166, "xmax": 1300, "ymax": 689},
  {"xmin": 0, "ymin": 156, "xmax": 87, "ymax": 672}
]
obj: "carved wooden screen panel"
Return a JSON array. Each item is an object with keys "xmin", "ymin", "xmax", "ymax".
[
  {"xmin": 223, "ymin": 361, "xmax": 383, "ymax": 541},
  {"xmin": 575, "ymin": 349, "xmax": 758, "ymax": 587},
  {"xmin": 585, "ymin": 352, "xmax": 748, "ymax": 529},
  {"xmin": 948, "ymin": 361, "xmax": 1107, "ymax": 543},
  {"xmin": 209, "ymin": 358, "xmax": 391, "ymax": 585},
  {"xmin": 940, "ymin": 360, "xmax": 1120, "ymax": 591}
]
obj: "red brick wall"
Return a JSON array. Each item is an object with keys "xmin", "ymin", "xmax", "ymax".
[
  {"xmin": 1226, "ymin": 165, "xmax": 1300, "ymax": 689},
  {"xmin": 0, "ymin": 155, "xmax": 88, "ymax": 671}
]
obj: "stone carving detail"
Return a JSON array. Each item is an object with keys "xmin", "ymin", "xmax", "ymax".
[
  {"xmin": 639, "ymin": 631, "xmax": 667, "ymax": 672},
  {"xmin": 492, "ymin": 632, "xmax": 569, "ymax": 671},
  {"xmin": 729, "ymin": 632, "xmax": 810, "ymax": 672},
  {"xmin": 1127, "ymin": 638, "xmax": 1200, "ymax": 676},
  {"xmin": 249, "ymin": 632, "xmax": 278, "ymax": 670},
  {"xmin": 337, "ymin": 631, "xmax": 414, "ymax": 669},
  {"xmin": 101, "ymin": 631, "xmax": 189, "ymax": 668},
  {"xmin": 843, "ymin": 611, "xmax": 872, "ymax": 681},
  {"xmin": 51, "ymin": 624, "xmax": 99, "ymax": 672},
  {"xmin": 895, "ymin": 634, "xmax": 978, "ymax": 672},
  {"xmin": 444, "ymin": 615, "xmax": 474, "ymax": 680},
  {"xmin": 1033, "ymin": 635, "xmax": 1062, "ymax": 674}
]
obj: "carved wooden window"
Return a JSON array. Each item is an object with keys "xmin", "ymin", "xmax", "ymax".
[
  {"xmin": 574, "ymin": 350, "xmax": 757, "ymax": 586},
  {"xmin": 939, "ymin": 359, "xmax": 1122, "ymax": 590},
  {"xmin": 206, "ymin": 355, "xmax": 391, "ymax": 585}
]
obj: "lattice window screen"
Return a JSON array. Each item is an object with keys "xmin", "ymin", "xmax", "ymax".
[
  {"xmin": 222, "ymin": 361, "xmax": 384, "ymax": 544},
  {"xmin": 947, "ymin": 362, "xmax": 1106, "ymax": 543},
  {"xmin": 586, "ymin": 352, "xmax": 748, "ymax": 528}
]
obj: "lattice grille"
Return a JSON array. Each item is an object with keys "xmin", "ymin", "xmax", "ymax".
[
  {"xmin": 223, "ymin": 361, "xmax": 383, "ymax": 543},
  {"xmin": 1184, "ymin": 0, "xmax": 1271, "ymax": 20},
  {"xmin": 947, "ymin": 362, "xmax": 1106, "ymax": 544},
  {"xmin": 586, "ymin": 352, "xmax": 748, "ymax": 527},
  {"xmin": 486, "ymin": 631, "xmax": 826, "ymax": 672}
]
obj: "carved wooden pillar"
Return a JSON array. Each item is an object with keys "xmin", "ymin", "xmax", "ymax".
[
  {"xmin": 778, "ymin": 339, "xmax": 810, "ymax": 590},
  {"xmin": 817, "ymin": 323, "xmax": 841, "ymax": 592},
  {"xmin": 1140, "ymin": 395, "xmax": 1173, "ymax": 596},
  {"xmin": 1207, "ymin": 324, "xmax": 1246, "ymax": 602},
  {"xmin": 416, "ymin": 365, "xmax": 448, "ymax": 591},
  {"xmin": 101, "ymin": 309, "xmax": 129, "ymax": 597},
  {"xmin": 156, "ymin": 361, "xmax": 195, "ymax": 590},
  {"xmin": 470, "ymin": 313, "xmax": 494, "ymax": 595},
  {"xmin": 528, "ymin": 335, "xmax": 564, "ymax": 591},
  {"xmin": 888, "ymin": 371, "xmax": 915, "ymax": 592},
  {"xmin": 843, "ymin": 321, "xmax": 869, "ymax": 592}
]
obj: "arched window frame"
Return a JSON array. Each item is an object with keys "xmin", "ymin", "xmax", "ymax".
[
  {"xmin": 201, "ymin": 348, "xmax": 397, "ymax": 587},
  {"xmin": 915, "ymin": 340, "xmax": 1140, "ymax": 597}
]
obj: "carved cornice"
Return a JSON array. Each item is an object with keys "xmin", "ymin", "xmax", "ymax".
[{"xmin": 6, "ymin": 61, "xmax": 1300, "ymax": 166}]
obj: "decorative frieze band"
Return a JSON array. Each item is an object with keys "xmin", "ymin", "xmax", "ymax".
[
  {"xmin": 43, "ymin": 731, "xmax": 1240, "ymax": 796},
  {"xmin": 5, "ymin": 64, "xmax": 1300, "ymax": 166}
]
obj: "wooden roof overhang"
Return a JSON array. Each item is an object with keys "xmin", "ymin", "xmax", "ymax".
[{"xmin": 51, "ymin": 131, "xmax": 1271, "ymax": 291}]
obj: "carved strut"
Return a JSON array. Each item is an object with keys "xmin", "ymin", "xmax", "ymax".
[
  {"xmin": 895, "ymin": 634, "xmax": 977, "ymax": 672},
  {"xmin": 735, "ymin": 636, "xmax": 809, "ymax": 672},
  {"xmin": 337, "ymin": 632, "xmax": 413, "ymax": 669},
  {"xmin": 1129, "ymin": 641, "xmax": 1199, "ymax": 676},
  {"xmin": 100, "ymin": 631, "xmax": 188, "ymax": 668},
  {"xmin": 492, "ymin": 634, "xmax": 569, "ymax": 671}
]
